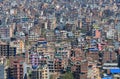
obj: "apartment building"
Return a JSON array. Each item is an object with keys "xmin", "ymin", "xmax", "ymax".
[
  {"xmin": 0, "ymin": 44, "xmax": 16, "ymax": 57},
  {"xmin": 30, "ymin": 65, "xmax": 49, "ymax": 79},
  {"xmin": 7, "ymin": 56, "xmax": 25, "ymax": 79},
  {"xmin": 80, "ymin": 60, "xmax": 88, "ymax": 79},
  {"xmin": 29, "ymin": 53, "xmax": 39, "ymax": 69},
  {"xmin": 0, "ymin": 64, "xmax": 4, "ymax": 79},
  {"xmin": 0, "ymin": 26, "xmax": 13, "ymax": 39},
  {"xmin": 54, "ymin": 58, "xmax": 63, "ymax": 72},
  {"xmin": 103, "ymin": 51, "xmax": 117, "ymax": 63},
  {"xmin": 10, "ymin": 40, "xmax": 25, "ymax": 54}
]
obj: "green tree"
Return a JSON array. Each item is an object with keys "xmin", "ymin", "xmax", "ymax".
[
  {"xmin": 61, "ymin": 72, "xmax": 74, "ymax": 79},
  {"xmin": 50, "ymin": 75, "xmax": 54, "ymax": 79}
]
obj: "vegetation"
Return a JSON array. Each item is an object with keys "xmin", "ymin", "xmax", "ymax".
[
  {"xmin": 50, "ymin": 74, "xmax": 58, "ymax": 79},
  {"xmin": 50, "ymin": 75, "xmax": 55, "ymax": 79},
  {"xmin": 61, "ymin": 72, "xmax": 74, "ymax": 79}
]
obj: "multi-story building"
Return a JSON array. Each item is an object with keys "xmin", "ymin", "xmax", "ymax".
[
  {"xmin": 0, "ymin": 44, "xmax": 16, "ymax": 57},
  {"xmin": 27, "ymin": 32, "xmax": 40, "ymax": 45},
  {"xmin": 60, "ymin": 30, "xmax": 68, "ymax": 40},
  {"xmin": 118, "ymin": 32, "xmax": 120, "ymax": 41},
  {"xmin": 86, "ymin": 51, "xmax": 99, "ymax": 61},
  {"xmin": 0, "ymin": 64, "xmax": 4, "ymax": 79},
  {"xmin": 10, "ymin": 40, "xmax": 25, "ymax": 54},
  {"xmin": 30, "ymin": 65, "xmax": 49, "ymax": 79},
  {"xmin": 106, "ymin": 30, "xmax": 114, "ymax": 39},
  {"xmin": 41, "ymin": 65, "xmax": 50, "ymax": 79},
  {"xmin": 47, "ymin": 17, "xmax": 56, "ymax": 30},
  {"xmin": 87, "ymin": 63, "xmax": 101, "ymax": 79},
  {"xmin": 7, "ymin": 56, "xmax": 25, "ymax": 79},
  {"xmin": 55, "ymin": 42, "xmax": 71, "ymax": 59},
  {"xmin": 46, "ymin": 31, "xmax": 56, "ymax": 42},
  {"xmin": 103, "ymin": 47, "xmax": 117, "ymax": 63},
  {"xmin": 29, "ymin": 53, "xmax": 39, "ymax": 69},
  {"xmin": 30, "ymin": 70, "xmax": 41, "ymax": 79},
  {"xmin": 0, "ymin": 26, "xmax": 13, "ymax": 39},
  {"xmin": 54, "ymin": 58, "xmax": 63, "ymax": 72},
  {"xmin": 36, "ymin": 41, "xmax": 47, "ymax": 53},
  {"xmin": 93, "ymin": 29, "xmax": 101, "ymax": 39},
  {"xmin": 47, "ymin": 60, "xmax": 54, "ymax": 72},
  {"xmin": 80, "ymin": 60, "xmax": 88, "ymax": 79}
]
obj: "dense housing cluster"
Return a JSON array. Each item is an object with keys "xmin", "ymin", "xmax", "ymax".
[{"xmin": 0, "ymin": 0, "xmax": 120, "ymax": 79}]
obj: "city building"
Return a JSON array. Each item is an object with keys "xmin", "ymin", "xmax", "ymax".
[
  {"xmin": 0, "ymin": 26, "xmax": 13, "ymax": 40},
  {"xmin": 7, "ymin": 56, "xmax": 25, "ymax": 79},
  {"xmin": 10, "ymin": 40, "xmax": 25, "ymax": 54},
  {"xmin": 0, "ymin": 44, "xmax": 16, "ymax": 57},
  {"xmin": 0, "ymin": 64, "xmax": 4, "ymax": 79},
  {"xmin": 30, "ymin": 65, "xmax": 49, "ymax": 79}
]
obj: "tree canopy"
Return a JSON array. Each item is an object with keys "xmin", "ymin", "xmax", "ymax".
[{"xmin": 61, "ymin": 72, "xmax": 74, "ymax": 79}]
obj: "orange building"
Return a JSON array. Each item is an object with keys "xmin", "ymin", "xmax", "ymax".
[{"xmin": 94, "ymin": 30, "xmax": 101, "ymax": 38}]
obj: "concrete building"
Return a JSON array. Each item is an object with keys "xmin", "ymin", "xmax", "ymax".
[
  {"xmin": 103, "ymin": 49, "xmax": 117, "ymax": 63},
  {"xmin": 0, "ymin": 44, "xmax": 16, "ymax": 57},
  {"xmin": 29, "ymin": 53, "xmax": 39, "ymax": 69},
  {"xmin": 10, "ymin": 40, "xmax": 25, "ymax": 54},
  {"xmin": 0, "ymin": 26, "xmax": 13, "ymax": 40},
  {"xmin": 46, "ymin": 31, "xmax": 55, "ymax": 42},
  {"xmin": 86, "ymin": 51, "xmax": 99, "ymax": 61},
  {"xmin": 7, "ymin": 56, "xmax": 25, "ymax": 79},
  {"xmin": 87, "ymin": 63, "xmax": 101, "ymax": 79},
  {"xmin": 94, "ymin": 29, "xmax": 101, "ymax": 39},
  {"xmin": 0, "ymin": 64, "xmax": 4, "ymax": 79},
  {"xmin": 30, "ymin": 65, "xmax": 49, "ymax": 79},
  {"xmin": 106, "ymin": 29, "xmax": 115, "ymax": 39},
  {"xmin": 54, "ymin": 58, "xmax": 63, "ymax": 72},
  {"xmin": 47, "ymin": 60, "xmax": 54, "ymax": 72},
  {"xmin": 27, "ymin": 31, "xmax": 40, "ymax": 45},
  {"xmin": 80, "ymin": 60, "xmax": 88, "ymax": 79}
]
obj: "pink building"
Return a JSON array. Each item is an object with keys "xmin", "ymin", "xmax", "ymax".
[
  {"xmin": 94, "ymin": 30, "xmax": 101, "ymax": 38},
  {"xmin": 29, "ymin": 53, "xmax": 39, "ymax": 69}
]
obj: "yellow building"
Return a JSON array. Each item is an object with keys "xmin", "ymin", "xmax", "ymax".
[
  {"xmin": 87, "ymin": 63, "xmax": 101, "ymax": 79},
  {"xmin": 41, "ymin": 66, "xmax": 50, "ymax": 79},
  {"xmin": 10, "ymin": 40, "xmax": 25, "ymax": 54}
]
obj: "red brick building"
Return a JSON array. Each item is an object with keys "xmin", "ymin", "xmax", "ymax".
[{"xmin": 9, "ymin": 56, "xmax": 25, "ymax": 79}]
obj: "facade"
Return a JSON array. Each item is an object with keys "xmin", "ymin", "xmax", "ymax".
[
  {"xmin": 54, "ymin": 59, "xmax": 63, "ymax": 72},
  {"xmin": 86, "ymin": 51, "xmax": 99, "ymax": 61},
  {"xmin": 47, "ymin": 60, "xmax": 54, "ymax": 72},
  {"xmin": 94, "ymin": 29, "xmax": 101, "ymax": 38},
  {"xmin": 0, "ymin": 0, "xmax": 120, "ymax": 79},
  {"xmin": 31, "ymin": 65, "xmax": 49, "ymax": 79},
  {"xmin": 0, "ymin": 44, "xmax": 16, "ymax": 57},
  {"xmin": 41, "ymin": 66, "xmax": 50, "ymax": 79},
  {"xmin": 7, "ymin": 57, "xmax": 25, "ymax": 79},
  {"xmin": 106, "ymin": 29, "xmax": 115, "ymax": 39},
  {"xmin": 30, "ymin": 70, "xmax": 41, "ymax": 79},
  {"xmin": 0, "ymin": 64, "xmax": 4, "ymax": 79},
  {"xmin": 103, "ymin": 50, "xmax": 117, "ymax": 63},
  {"xmin": 46, "ymin": 31, "xmax": 56, "ymax": 42},
  {"xmin": 0, "ymin": 27, "xmax": 13, "ymax": 39},
  {"xmin": 29, "ymin": 53, "xmax": 39, "ymax": 69},
  {"xmin": 80, "ymin": 61, "xmax": 88, "ymax": 79},
  {"xmin": 10, "ymin": 40, "xmax": 25, "ymax": 54},
  {"xmin": 87, "ymin": 63, "xmax": 101, "ymax": 79},
  {"xmin": 118, "ymin": 32, "xmax": 120, "ymax": 41}
]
